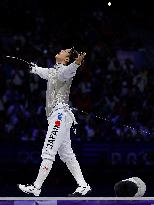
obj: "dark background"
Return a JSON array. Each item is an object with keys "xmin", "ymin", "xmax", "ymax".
[{"xmin": 0, "ymin": 0, "xmax": 154, "ymax": 197}]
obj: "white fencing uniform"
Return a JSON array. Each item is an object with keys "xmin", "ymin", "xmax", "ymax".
[{"xmin": 30, "ymin": 62, "xmax": 87, "ymax": 189}]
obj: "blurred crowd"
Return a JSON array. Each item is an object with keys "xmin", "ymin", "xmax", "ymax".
[{"xmin": 0, "ymin": 0, "xmax": 154, "ymax": 143}]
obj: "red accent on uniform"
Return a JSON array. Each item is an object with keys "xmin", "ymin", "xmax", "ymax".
[
  {"xmin": 55, "ymin": 120, "xmax": 60, "ymax": 126},
  {"xmin": 44, "ymin": 166, "xmax": 48, "ymax": 171}
]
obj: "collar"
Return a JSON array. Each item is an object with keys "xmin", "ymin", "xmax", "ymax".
[{"xmin": 54, "ymin": 63, "xmax": 63, "ymax": 69}]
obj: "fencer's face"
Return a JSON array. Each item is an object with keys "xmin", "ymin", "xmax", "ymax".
[{"xmin": 55, "ymin": 49, "xmax": 71, "ymax": 64}]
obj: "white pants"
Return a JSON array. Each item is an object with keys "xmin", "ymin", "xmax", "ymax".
[
  {"xmin": 41, "ymin": 105, "xmax": 77, "ymax": 163},
  {"xmin": 34, "ymin": 104, "xmax": 87, "ymax": 188}
]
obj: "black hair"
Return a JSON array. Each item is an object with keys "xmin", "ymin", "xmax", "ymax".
[
  {"xmin": 68, "ymin": 47, "xmax": 79, "ymax": 64},
  {"xmin": 114, "ymin": 180, "xmax": 138, "ymax": 197}
]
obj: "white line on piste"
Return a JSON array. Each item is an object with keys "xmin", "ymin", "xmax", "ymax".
[{"xmin": 0, "ymin": 197, "xmax": 154, "ymax": 200}]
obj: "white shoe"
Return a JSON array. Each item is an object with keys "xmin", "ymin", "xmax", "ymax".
[
  {"xmin": 68, "ymin": 184, "xmax": 92, "ymax": 196},
  {"xmin": 18, "ymin": 184, "xmax": 41, "ymax": 196}
]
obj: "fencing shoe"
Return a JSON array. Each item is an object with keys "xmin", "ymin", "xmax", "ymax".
[
  {"xmin": 18, "ymin": 184, "xmax": 41, "ymax": 196},
  {"xmin": 68, "ymin": 184, "xmax": 92, "ymax": 197}
]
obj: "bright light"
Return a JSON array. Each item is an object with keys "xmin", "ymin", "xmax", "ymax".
[{"xmin": 108, "ymin": 2, "xmax": 111, "ymax": 6}]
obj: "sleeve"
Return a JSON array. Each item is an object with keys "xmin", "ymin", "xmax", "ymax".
[
  {"xmin": 57, "ymin": 62, "xmax": 80, "ymax": 81},
  {"xmin": 30, "ymin": 66, "xmax": 49, "ymax": 80}
]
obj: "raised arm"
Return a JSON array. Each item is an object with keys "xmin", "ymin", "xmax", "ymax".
[
  {"xmin": 30, "ymin": 63, "xmax": 49, "ymax": 80},
  {"xmin": 58, "ymin": 52, "xmax": 86, "ymax": 81}
]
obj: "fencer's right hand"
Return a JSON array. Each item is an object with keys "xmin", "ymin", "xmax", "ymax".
[{"xmin": 28, "ymin": 62, "xmax": 38, "ymax": 73}]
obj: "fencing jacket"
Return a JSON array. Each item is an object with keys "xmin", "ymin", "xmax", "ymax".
[{"xmin": 30, "ymin": 62, "xmax": 79, "ymax": 118}]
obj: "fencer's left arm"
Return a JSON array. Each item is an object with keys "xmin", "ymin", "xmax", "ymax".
[
  {"xmin": 58, "ymin": 52, "xmax": 86, "ymax": 81},
  {"xmin": 57, "ymin": 62, "xmax": 80, "ymax": 81}
]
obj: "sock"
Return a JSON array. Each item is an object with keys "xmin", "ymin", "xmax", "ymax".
[
  {"xmin": 66, "ymin": 157, "xmax": 87, "ymax": 187},
  {"xmin": 34, "ymin": 159, "xmax": 53, "ymax": 190}
]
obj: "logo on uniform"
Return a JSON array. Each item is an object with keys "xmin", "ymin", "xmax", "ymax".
[
  {"xmin": 55, "ymin": 120, "xmax": 60, "ymax": 127},
  {"xmin": 54, "ymin": 113, "xmax": 63, "ymax": 126},
  {"xmin": 46, "ymin": 113, "xmax": 63, "ymax": 149},
  {"xmin": 58, "ymin": 113, "xmax": 63, "ymax": 121}
]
